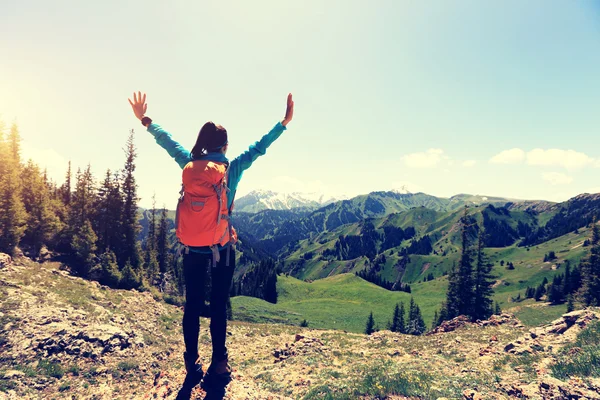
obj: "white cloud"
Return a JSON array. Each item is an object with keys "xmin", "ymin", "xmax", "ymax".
[
  {"xmin": 489, "ymin": 148, "xmax": 525, "ymax": 164},
  {"xmin": 462, "ymin": 160, "xmax": 477, "ymax": 168},
  {"xmin": 527, "ymin": 148, "xmax": 599, "ymax": 170},
  {"xmin": 401, "ymin": 148, "xmax": 445, "ymax": 168},
  {"xmin": 542, "ymin": 172, "xmax": 573, "ymax": 186},
  {"xmin": 490, "ymin": 147, "xmax": 599, "ymax": 170}
]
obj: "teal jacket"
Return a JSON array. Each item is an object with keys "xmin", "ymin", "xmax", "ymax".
[{"xmin": 146, "ymin": 121, "xmax": 287, "ymax": 252}]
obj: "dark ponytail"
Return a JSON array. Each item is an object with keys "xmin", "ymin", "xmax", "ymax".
[{"xmin": 191, "ymin": 121, "xmax": 228, "ymax": 158}]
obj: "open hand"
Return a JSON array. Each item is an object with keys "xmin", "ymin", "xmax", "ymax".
[
  {"xmin": 128, "ymin": 91, "xmax": 147, "ymax": 120},
  {"xmin": 281, "ymin": 93, "xmax": 294, "ymax": 127}
]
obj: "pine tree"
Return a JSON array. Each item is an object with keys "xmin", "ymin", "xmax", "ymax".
[
  {"xmin": 8, "ymin": 123, "xmax": 21, "ymax": 162},
  {"xmin": 398, "ymin": 302, "xmax": 406, "ymax": 333},
  {"xmin": 494, "ymin": 301, "xmax": 501, "ymax": 315},
  {"xmin": 120, "ymin": 260, "xmax": 141, "ymax": 290},
  {"xmin": 69, "ymin": 165, "xmax": 96, "ymax": 228},
  {"xmin": 534, "ymin": 282, "xmax": 546, "ymax": 301},
  {"xmin": 145, "ymin": 249, "xmax": 160, "ymax": 285},
  {"xmin": 59, "ymin": 161, "xmax": 72, "ymax": 205},
  {"xmin": 144, "ymin": 195, "xmax": 159, "ymax": 284},
  {"xmin": 71, "ymin": 219, "xmax": 98, "ymax": 277},
  {"xmin": 265, "ymin": 269, "xmax": 278, "ymax": 304},
  {"xmin": 472, "ymin": 230, "xmax": 495, "ymax": 320},
  {"xmin": 120, "ymin": 130, "xmax": 141, "ymax": 270},
  {"xmin": 548, "ymin": 274, "xmax": 565, "ymax": 304},
  {"xmin": 147, "ymin": 194, "xmax": 157, "ymax": 252},
  {"xmin": 94, "ymin": 249, "xmax": 121, "ymax": 287},
  {"xmin": 20, "ymin": 160, "xmax": 58, "ymax": 257},
  {"xmin": 437, "ymin": 302, "xmax": 449, "ymax": 326},
  {"xmin": 365, "ymin": 312, "xmax": 375, "ymax": 335},
  {"xmin": 566, "ymin": 294, "xmax": 575, "ymax": 313},
  {"xmin": 571, "ymin": 264, "xmax": 582, "ymax": 293},
  {"xmin": 579, "ymin": 220, "xmax": 600, "ymax": 306},
  {"xmin": 407, "ymin": 297, "xmax": 426, "ymax": 335},
  {"xmin": 95, "ymin": 170, "xmax": 113, "ymax": 251},
  {"xmin": 157, "ymin": 207, "xmax": 171, "ymax": 273},
  {"xmin": 563, "ymin": 263, "xmax": 572, "ymax": 297},
  {"xmin": 0, "ymin": 122, "xmax": 27, "ymax": 255},
  {"xmin": 0, "ymin": 119, "xmax": 6, "ymax": 179},
  {"xmin": 105, "ymin": 172, "xmax": 124, "ymax": 254},
  {"xmin": 391, "ymin": 302, "xmax": 405, "ymax": 333},
  {"xmin": 443, "ymin": 208, "xmax": 475, "ymax": 321},
  {"xmin": 432, "ymin": 310, "xmax": 439, "ymax": 330},
  {"xmin": 444, "ymin": 262, "xmax": 461, "ymax": 320}
]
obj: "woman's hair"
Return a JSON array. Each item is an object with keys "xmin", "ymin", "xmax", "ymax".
[{"xmin": 191, "ymin": 122, "xmax": 228, "ymax": 158}]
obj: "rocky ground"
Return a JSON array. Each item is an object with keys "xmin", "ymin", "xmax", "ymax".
[{"xmin": 0, "ymin": 254, "xmax": 599, "ymax": 399}]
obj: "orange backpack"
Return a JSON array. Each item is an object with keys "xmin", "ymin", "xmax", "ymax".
[{"xmin": 175, "ymin": 160, "xmax": 238, "ymax": 255}]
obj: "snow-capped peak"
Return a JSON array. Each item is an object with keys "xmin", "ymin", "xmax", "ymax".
[
  {"xmin": 392, "ymin": 185, "xmax": 412, "ymax": 195},
  {"xmin": 235, "ymin": 190, "xmax": 346, "ymax": 212}
]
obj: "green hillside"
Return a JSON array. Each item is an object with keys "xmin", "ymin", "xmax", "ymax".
[
  {"xmin": 232, "ymin": 274, "xmax": 416, "ymax": 333},
  {"xmin": 233, "ymin": 217, "xmax": 596, "ymax": 334},
  {"xmin": 281, "ymin": 204, "xmax": 592, "ymax": 284},
  {"xmin": 231, "ymin": 267, "xmax": 574, "ymax": 334}
]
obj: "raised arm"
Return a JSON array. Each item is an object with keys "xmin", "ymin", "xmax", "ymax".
[
  {"xmin": 128, "ymin": 91, "xmax": 192, "ymax": 169},
  {"xmin": 228, "ymin": 94, "xmax": 294, "ymax": 192}
]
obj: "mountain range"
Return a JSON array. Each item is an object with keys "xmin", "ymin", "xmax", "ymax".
[
  {"xmin": 139, "ymin": 189, "xmax": 599, "ymax": 299},
  {"xmin": 233, "ymin": 189, "xmax": 343, "ymax": 213}
]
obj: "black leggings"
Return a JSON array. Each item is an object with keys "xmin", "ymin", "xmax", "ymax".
[{"xmin": 182, "ymin": 247, "xmax": 235, "ymax": 363}]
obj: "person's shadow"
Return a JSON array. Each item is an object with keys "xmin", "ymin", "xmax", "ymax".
[
  {"xmin": 203, "ymin": 390, "xmax": 226, "ymax": 400},
  {"xmin": 175, "ymin": 385, "xmax": 226, "ymax": 400}
]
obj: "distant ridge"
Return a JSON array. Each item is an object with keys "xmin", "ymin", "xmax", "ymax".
[{"xmin": 235, "ymin": 189, "xmax": 555, "ymax": 214}]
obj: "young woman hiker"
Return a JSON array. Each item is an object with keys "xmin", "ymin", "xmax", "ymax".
[{"xmin": 128, "ymin": 92, "xmax": 294, "ymax": 399}]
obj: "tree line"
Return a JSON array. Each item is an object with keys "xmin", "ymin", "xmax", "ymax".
[
  {"xmin": 0, "ymin": 121, "xmax": 180, "ymax": 297},
  {"xmin": 435, "ymin": 208, "xmax": 497, "ymax": 325},
  {"xmin": 520, "ymin": 222, "xmax": 600, "ymax": 308},
  {"xmin": 364, "ymin": 297, "xmax": 427, "ymax": 336}
]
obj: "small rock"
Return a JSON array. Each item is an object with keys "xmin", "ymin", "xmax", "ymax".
[
  {"xmin": 0, "ymin": 253, "xmax": 12, "ymax": 268},
  {"xmin": 462, "ymin": 389, "xmax": 483, "ymax": 400},
  {"xmin": 504, "ymin": 343, "xmax": 516, "ymax": 352},
  {"xmin": 547, "ymin": 322, "xmax": 569, "ymax": 334},
  {"xmin": 3, "ymin": 370, "xmax": 25, "ymax": 379}
]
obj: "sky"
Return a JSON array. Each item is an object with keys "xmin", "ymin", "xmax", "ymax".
[{"xmin": 1, "ymin": 0, "xmax": 600, "ymax": 208}]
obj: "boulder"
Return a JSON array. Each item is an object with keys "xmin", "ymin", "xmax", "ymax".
[{"xmin": 0, "ymin": 253, "xmax": 12, "ymax": 268}]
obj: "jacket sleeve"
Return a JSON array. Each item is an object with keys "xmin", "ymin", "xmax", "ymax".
[
  {"xmin": 228, "ymin": 122, "xmax": 287, "ymax": 191},
  {"xmin": 147, "ymin": 123, "xmax": 192, "ymax": 169}
]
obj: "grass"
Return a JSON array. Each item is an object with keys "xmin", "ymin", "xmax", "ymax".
[
  {"xmin": 302, "ymin": 361, "xmax": 460, "ymax": 400},
  {"xmin": 111, "ymin": 360, "xmax": 139, "ymax": 380},
  {"xmin": 233, "ymin": 274, "xmax": 415, "ymax": 333},
  {"xmin": 510, "ymin": 353, "xmax": 541, "ymax": 380},
  {"xmin": 551, "ymin": 321, "xmax": 600, "ymax": 379},
  {"xmin": 512, "ymin": 302, "xmax": 568, "ymax": 327},
  {"xmin": 0, "ymin": 379, "xmax": 17, "ymax": 393},
  {"xmin": 233, "ymin": 269, "xmax": 571, "ymax": 334},
  {"xmin": 37, "ymin": 359, "xmax": 65, "ymax": 379},
  {"xmin": 234, "ymin": 222, "xmax": 596, "ymax": 334}
]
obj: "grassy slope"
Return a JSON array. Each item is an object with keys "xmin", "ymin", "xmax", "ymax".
[
  {"xmin": 286, "ymin": 209, "xmax": 591, "ymax": 284},
  {"xmin": 233, "ymin": 274, "xmax": 415, "ymax": 333},
  {"xmin": 234, "ymin": 226, "xmax": 592, "ymax": 333}
]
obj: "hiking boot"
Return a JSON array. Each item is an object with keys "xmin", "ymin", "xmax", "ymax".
[
  {"xmin": 176, "ymin": 352, "xmax": 204, "ymax": 400},
  {"xmin": 184, "ymin": 352, "xmax": 203, "ymax": 376},
  {"xmin": 201, "ymin": 358, "xmax": 232, "ymax": 393}
]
